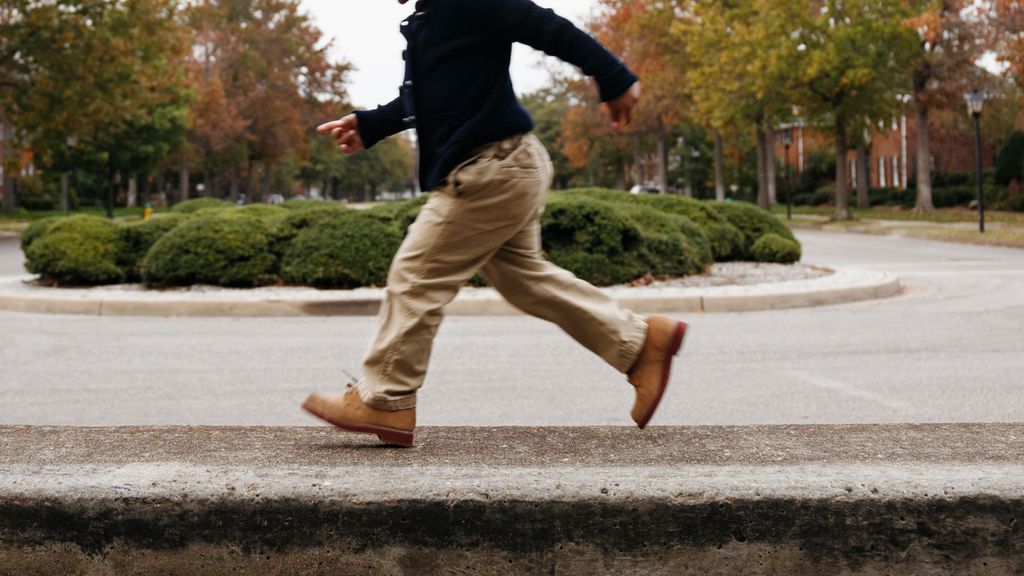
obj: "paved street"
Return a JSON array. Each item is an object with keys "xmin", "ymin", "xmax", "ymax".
[{"xmin": 0, "ymin": 230, "xmax": 1022, "ymax": 426}]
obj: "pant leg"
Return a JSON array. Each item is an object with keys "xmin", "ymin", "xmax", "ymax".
[
  {"xmin": 358, "ymin": 134, "xmax": 548, "ymax": 410},
  {"xmin": 480, "ymin": 210, "xmax": 648, "ymax": 374}
]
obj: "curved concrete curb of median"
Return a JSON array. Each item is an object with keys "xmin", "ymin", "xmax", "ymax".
[{"xmin": 0, "ymin": 267, "xmax": 901, "ymax": 317}]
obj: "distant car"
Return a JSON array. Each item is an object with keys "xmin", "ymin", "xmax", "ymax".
[
  {"xmin": 629, "ymin": 184, "xmax": 661, "ymax": 195},
  {"xmin": 268, "ymin": 194, "xmax": 285, "ymax": 205}
]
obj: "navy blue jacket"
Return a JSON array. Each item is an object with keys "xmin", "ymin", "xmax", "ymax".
[{"xmin": 354, "ymin": 0, "xmax": 638, "ymax": 192}]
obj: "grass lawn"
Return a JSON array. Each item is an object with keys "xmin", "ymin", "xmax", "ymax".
[
  {"xmin": 0, "ymin": 206, "xmax": 170, "ymax": 235},
  {"xmin": 774, "ymin": 205, "xmax": 1024, "ymax": 249}
]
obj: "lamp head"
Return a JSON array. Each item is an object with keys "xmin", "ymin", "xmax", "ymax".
[{"xmin": 964, "ymin": 90, "xmax": 986, "ymax": 117}]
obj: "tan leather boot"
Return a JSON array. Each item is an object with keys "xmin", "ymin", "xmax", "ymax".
[
  {"xmin": 627, "ymin": 316, "xmax": 687, "ymax": 429},
  {"xmin": 302, "ymin": 387, "xmax": 416, "ymax": 447}
]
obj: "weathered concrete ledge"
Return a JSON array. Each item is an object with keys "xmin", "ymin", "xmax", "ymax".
[
  {"xmin": 0, "ymin": 267, "xmax": 901, "ymax": 317},
  {"xmin": 1, "ymin": 424, "xmax": 1021, "ymax": 575}
]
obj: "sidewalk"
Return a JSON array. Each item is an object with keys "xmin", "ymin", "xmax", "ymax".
[
  {"xmin": 2, "ymin": 424, "xmax": 1021, "ymax": 574},
  {"xmin": 0, "ymin": 265, "xmax": 901, "ymax": 316}
]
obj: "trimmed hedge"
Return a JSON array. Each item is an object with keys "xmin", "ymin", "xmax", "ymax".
[
  {"xmin": 141, "ymin": 214, "xmax": 279, "ymax": 287},
  {"xmin": 170, "ymin": 198, "xmax": 232, "ymax": 214},
  {"xmin": 281, "ymin": 212, "xmax": 403, "ymax": 289},
  {"xmin": 23, "ymin": 191, "xmax": 801, "ymax": 289},
  {"xmin": 751, "ymin": 233, "xmax": 801, "ymax": 264},
  {"xmin": 121, "ymin": 213, "xmax": 192, "ymax": 282},
  {"xmin": 541, "ymin": 196, "xmax": 646, "ymax": 285},
  {"xmin": 710, "ymin": 201, "xmax": 796, "ymax": 260},
  {"xmin": 20, "ymin": 216, "xmax": 62, "ymax": 253},
  {"xmin": 560, "ymin": 188, "xmax": 746, "ymax": 261},
  {"xmin": 24, "ymin": 215, "xmax": 128, "ymax": 285}
]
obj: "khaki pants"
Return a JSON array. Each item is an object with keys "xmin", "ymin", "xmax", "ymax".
[{"xmin": 357, "ymin": 133, "xmax": 648, "ymax": 410}]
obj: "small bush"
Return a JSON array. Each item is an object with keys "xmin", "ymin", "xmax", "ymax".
[
  {"xmin": 281, "ymin": 212, "xmax": 403, "ymax": 288},
  {"xmin": 170, "ymin": 197, "xmax": 232, "ymax": 214},
  {"xmin": 20, "ymin": 216, "xmax": 62, "ymax": 252},
  {"xmin": 751, "ymin": 233, "xmax": 801, "ymax": 264},
  {"xmin": 365, "ymin": 195, "xmax": 429, "ymax": 234},
  {"xmin": 281, "ymin": 202, "xmax": 352, "ymax": 231},
  {"xmin": 611, "ymin": 202, "xmax": 712, "ymax": 277},
  {"xmin": 711, "ymin": 201, "xmax": 796, "ymax": 261},
  {"xmin": 120, "ymin": 213, "xmax": 192, "ymax": 282},
  {"xmin": 1006, "ymin": 193, "xmax": 1024, "ymax": 212},
  {"xmin": 141, "ymin": 214, "xmax": 279, "ymax": 287},
  {"xmin": 235, "ymin": 204, "xmax": 289, "ymax": 220},
  {"xmin": 16, "ymin": 175, "xmax": 57, "ymax": 211},
  {"xmin": 541, "ymin": 196, "xmax": 646, "ymax": 285},
  {"xmin": 562, "ymin": 188, "xmax": 745, "ymax": 261},
  {"xmin": 24, "ymin": 215, "xmax": 128, "ymax": 285}
]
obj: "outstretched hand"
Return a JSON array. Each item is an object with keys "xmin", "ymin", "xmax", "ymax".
[
  {"xmin": 317, "ymin": 114, "xmax": 364, "ymax": 154},
  {"xmin": 602, "ymin": 81, "xmax": 641, "ymax": 131}
]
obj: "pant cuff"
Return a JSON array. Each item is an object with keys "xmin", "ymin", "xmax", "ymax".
[
  {"xmin": 355, "ymin": 379, "xmax": 418, "ymax": 411},
  {"xmin": 617, "ymin": 312, "xmax": 649, "ymax": 374}
]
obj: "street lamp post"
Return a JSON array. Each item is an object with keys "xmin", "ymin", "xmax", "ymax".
[
  {"xmin": 964, "ymin": 90, "xmax": 986, "ymax": 233},
  {"xmin": 780, "ymin": 128, "xmax": 793, "ymax": 220}
]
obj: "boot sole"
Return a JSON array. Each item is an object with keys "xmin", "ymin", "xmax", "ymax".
[
  {"xmin": 301, "ymin": 402, "xmax": 415, "ymax": 447},
  {"xmin": 636, "ymin": 321, "xmax": 687, "ymax": 430}
]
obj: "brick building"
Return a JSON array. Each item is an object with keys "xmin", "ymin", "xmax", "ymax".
[{"xmin": 776, "ymin": 104, "xmax": 1008, "ymax": 190}]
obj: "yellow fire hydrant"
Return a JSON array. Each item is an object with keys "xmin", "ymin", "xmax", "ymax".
[{"xmin": 143, "ymin": 202, "xmax": 153, "ymax": 221}]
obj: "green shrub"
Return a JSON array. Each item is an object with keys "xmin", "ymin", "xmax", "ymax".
[
  {"xmin": 1007, "ymin": 193, "xmax": 1024, "ymax": 212},
  {"xmin": 281, "ymin": 202, "xmax": 352, "ymax": 231},
  {"xmin": 235, "ymin": 204, "xmax": 288, "ymax": 219},
  {"xmin": 24, "ymin": 215, "xmax": 128, "ymax": 285},
  {"xmin": 16, "ymin": 175, "xmax": 57, "ymax": 211},
  {"xmin": 364, "ymin": 195, "xmax": 429, "ymax": 234},
  {"xmin": 751, "ymin": 233, "xmax": 801, "ymax": 264},
  {"xmin": 141, "ymin": 214, "xmax": 279, "ymax": 287},
  {"xmin": 20, "ymin": 216, "xmax": 62, "ymax": 252},
  {"xmin": 281, "ymin": 212, "xmax": 403, "ymax": 288},
  {"xmin": 711, "ymin": 201, "xmax": 796, "ymax": 261},
  {"xmin": 541, "ymin": 196, "xmax": 646, "ymax": 285},
  {"xmin": 610, "ymin": 202, "xmax": 712, "ymax": 277},
  {"xmin": 170, "ymin": 197, "xmax": 232, "ymax": 213},
  {"xmin": 120, "ymin": 213, "xmax": 192, "ymax": 282},
  {"xmin": 560, "ymin": 188, "xmax": 744, "ymax": 261}
]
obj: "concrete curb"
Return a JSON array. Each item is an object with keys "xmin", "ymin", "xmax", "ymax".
[
  {"xmin": 0, "ymin": 267, "xmax": 901, "ymax": 317},
  {"xmin": 1, "ymin": 424, "xmax": 1021, "ymax": 575}
]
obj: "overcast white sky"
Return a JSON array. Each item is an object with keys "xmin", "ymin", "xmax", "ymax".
[{"xmin": 300, "ymin": 0, "xmax": 601, "ymax": 109}]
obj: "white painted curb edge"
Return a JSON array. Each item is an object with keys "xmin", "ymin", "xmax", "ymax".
[{"xmin": 0, "ymin": 268, "xmax": 902, "ymax": 317}]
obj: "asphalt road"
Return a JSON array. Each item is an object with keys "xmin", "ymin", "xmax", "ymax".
[{"xmin": 1, "ymin": 230, "xmax": 1022, "ymax": 426}]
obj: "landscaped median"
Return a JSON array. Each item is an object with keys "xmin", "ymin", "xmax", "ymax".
[
  {"xmin": 3, "ymin": 190, "xmax": 906, "ymax": 315},
  {"xmin": 0, "ymin": 265, "xmax": 900, "ymax": 316},
  {"xmin": 1, "ymin": 424, "xmax": 1022, "ymax": 574}
]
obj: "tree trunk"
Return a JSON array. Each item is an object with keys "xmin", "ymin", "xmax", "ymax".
[
  {"xmin": 60, "ymin": 173, "xmax": 70, "ymax": 213},
  {"xmin": 127, "ymin": 176, "xmax": 138, "ymax": 208},
  {"xmin": 229, "ymin": 170, "xmax": 240, "ymax": 203},
  {"xmin": 756, "ymin": 126, "xmax": 769, "ymax": 209},
  {"xmin": 655, "ymin": 121, "xmax": 671, "ymax": 192},
  {"xmin": 767, "ymin": 126, "xmax": 777, "ymax": 204},
  {"xmin": 633, "ymin": 138, "xmax": 642, "ymax": 188},
  {"xmin": 106, "ymin": 162, "xmax": 116, "ymax": 219},
  {"xmin": 856, "ymin": 143, "xmax": 870, "ymax": 209},
  {"xmin": 178, "ymin": 157, "xmax": 189, "ymax": 205},
  {"xmin": 834, "ymin": 120, "xmax": 851, "ymax": 221},
  {"xmin": 713, "ymin": 130, "xmax": 726, "ymax": 201},
  {"xmin": 913, "ymin": 102, "xmax": 935, "ymax": 213},
  {"xmin": 2, "ymin": 123, "xmax": 14, "ymax": 212},
  {"xmin": 261, "ymin": 163, "xmax": 271, "ymax": 203}
]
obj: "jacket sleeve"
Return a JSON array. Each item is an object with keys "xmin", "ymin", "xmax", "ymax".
[
  {"xmin": 353, "ymin": 96, "xmax": 407, "ymax": 149},
  {"xmin": 466, "ymin": 0, "xmax": 638, "ymax": 102}
]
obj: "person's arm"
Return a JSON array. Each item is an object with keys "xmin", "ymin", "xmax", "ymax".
[
  {"xmin": 353, "ymin": 96, "xmax": 408, "ymax": 149},
  {"xmin": 465, "ymin": 0, "xmax": 638, "ymax": 102}
]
